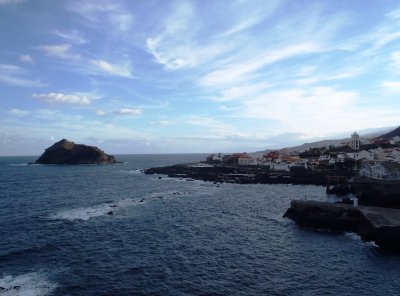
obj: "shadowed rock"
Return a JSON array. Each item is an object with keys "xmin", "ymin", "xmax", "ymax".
[{"xmin": 35, "ymin": 139, "xmax": 117, "ymax": 165}]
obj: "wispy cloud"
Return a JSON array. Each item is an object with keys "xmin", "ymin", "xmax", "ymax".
[
  {"xmin": 95, "ymin": 108, "xmax": 143, "ymax": 116},
  {"xmin": 96, "ymin": 109, "xmax": 107, "ymax": 116},
  {"xmin": 235, "ymin": 86, "xmax": 400, "ymax": 137},
  {"xmin": 0, "ymin": 64, "xmax": 45, "ymax": 87},
  {"xmin": 7, "ymin": 108, "xmax": 31, "ymax": 116},
  {"xmin": 380, "ymin": 81, "xmax": 400, "ymax": 94},
  {"xmin": 211, "ymin": 82, "xmax": 271, "ymax": 102},
  {"xmin": 0, "ymin": 0, "xmax": 25, "ymax": 5},
  {"xmin": 19, "ymin": 54, "xmax": 34, "ymax": 64},
  {"xmin": 390, "ymin": 50, "xmax": 400, "ymax": 69},
  {"xmin": 149, "ymin": 120, "xmax": 171, "ymax": 126},
  {"xmin": 67, "ymin": 1, "xmax": 133, "ymax": 32},
  {"xmin": 32, "ymin": 92, "xmax": 93, "ymax": 105},
  {"xmin": 184, "ymin": 115, "xmax": 236, "ymax": 135},
  {"xmin": 54, "ymin": 30, "xmax": 87, "ymax": 44},
  {"xmin": 37, "ymin": 44, "xmax": 81, "ymax": 60},
  {"xmin": 200, "ymin": 43, "xmax": 321, "ymax": 87},
  {"xmin": 114, "ymin": 108, "xmax": 142, "ymax": 116},
  {"xmin": 221, "ymin": 0, "xmax": 282, "ymax": 36},
  {"xmin": 91, "ymin": 60, "xmax": 133, "ymax": 78},
  {"xmin": 295, "ymin": 66, "xmax": 365, "ymax": 86},
  {"xmin": 146, "ymin": 2, "xmax": 231, "ymax": 70}
]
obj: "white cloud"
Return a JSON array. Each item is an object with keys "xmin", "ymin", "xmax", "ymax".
[
  {"xmin": 19, "ymin": 55, "xmax": 34, "ymax": 64},
  {"xmin": 37, "ymin": 44, "xmax": 81, "ymax": 60},
  {"xmin": 32, "ymin": 92, "xmax": 93, "ymax": 105},
  {"xmin": 114, "ymin": 108, "xmax": 142, "ymax": 116},
  {"xmin": 91, "ymin": 60, "xmax": 133, "ymax": 78},
  {"xmin": 8, "ymin": 108, "xmax": 31, "ymax": 116}
]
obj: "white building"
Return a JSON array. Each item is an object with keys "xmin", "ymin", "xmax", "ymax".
[
  {"xmin": 347, "ymin": 150, "xmax": 374, "ymax": 161},
  {"xmin": 390, "ymin": 136, "xmax": 400, "ymax": 145},
  {"xmin": 238, "ymin": 155, "xmax": 258, "ymax": 166},
  {"xmin": 264, "ymin": 161, "xmax": 292, "ymax": 171},
  {"xmin": 359, "ymin": 161, "xmax": 400, "ymax": 180},
  {"xmin": 391, "ymin": 149, "xmax": 400, "ymax": 162}
]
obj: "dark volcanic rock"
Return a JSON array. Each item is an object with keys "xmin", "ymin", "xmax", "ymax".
[{"xmin": 35, "ymin": 139, "xmax": 117, "ymax": 165}]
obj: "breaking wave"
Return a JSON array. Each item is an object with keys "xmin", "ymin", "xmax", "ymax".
[
  {"xmin": 47, "ymin": 198, "xmax": 145, "ymax": 221},
  {"xmin": 0, "ymin": 272, "xmax": 57, "ymax": 296}
]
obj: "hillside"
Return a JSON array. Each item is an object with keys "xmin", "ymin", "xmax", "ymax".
[
  {"xmin": 255, "ymin": 126, "xmax": 395, "ymax": 154},
  {"xmin": 380, "ymin": 126, "xmax": 400, "ymax": 139}
]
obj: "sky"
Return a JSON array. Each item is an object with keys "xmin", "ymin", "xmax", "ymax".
[{"xmin": 1, "ymin": 0, "xmax": 400, "ymax": 155}]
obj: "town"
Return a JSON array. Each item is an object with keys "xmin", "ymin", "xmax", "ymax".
[
  {"xmin": 144, "ymin": 126, "xmax": 400, "ymax": 249},
  {"xmin": 146, "ymin": 127, "xmax": 400, "ymax": 207},
  {"xmin": 205, "ymin": 130, "xmax": 400, "ymax": 176}
]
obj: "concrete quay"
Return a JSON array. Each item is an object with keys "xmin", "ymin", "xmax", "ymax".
[{"xmin": 284, "ymin": 200, "xmax": 400, "ymax": 249}]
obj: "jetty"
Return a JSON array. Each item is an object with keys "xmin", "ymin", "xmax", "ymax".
[{"xmin": 284, "ymin": 200, "xmax": 400, "ymax": 249}]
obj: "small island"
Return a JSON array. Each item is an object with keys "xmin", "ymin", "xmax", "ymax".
[{"xmin": 35, "ymin": 139, "xmax": 117, "ymax": 165}]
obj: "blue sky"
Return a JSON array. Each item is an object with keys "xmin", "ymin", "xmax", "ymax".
[{"xmin": 1, "ymin": 0, "xmax": 400, "ymax": 155}]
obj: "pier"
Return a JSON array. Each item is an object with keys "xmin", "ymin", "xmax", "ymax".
[{"xmin": 284, "ymin": 200, "xmax": 400, "ymax": 249}]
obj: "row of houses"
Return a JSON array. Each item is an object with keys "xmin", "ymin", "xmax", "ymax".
[
  {"xmin": 207, "ymin": 148, "xmax": 400, "ymax": 170},
  {"xmin": 205, "ymin": 131, "xmax": 400, "ymax": 179}
]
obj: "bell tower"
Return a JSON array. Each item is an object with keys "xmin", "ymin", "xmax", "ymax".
[{"xmin": 350, "ymin": 131, "xmax": 360, "ymax": 151}]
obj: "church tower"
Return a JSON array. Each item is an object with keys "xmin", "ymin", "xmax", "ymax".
[{"xmin": 350, "ymin": 131, "xmax": 360, "ymax": 151}]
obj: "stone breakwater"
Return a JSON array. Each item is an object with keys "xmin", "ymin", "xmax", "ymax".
[{"xmin": 284, "ymin": 200, "xmax": 400, "ymax": 249}]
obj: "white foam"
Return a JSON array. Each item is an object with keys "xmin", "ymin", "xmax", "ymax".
[
  {"xmin": 0, "ymin": 272, "xmax": 57, "ymax": 296},
  {"xmin": 364, "ymin": 240, "xmax": 379, "ymax": 248},
  {"xmin": 122, "ymin": 169, "xmax": 144, "ymax": 174},
  {"xmin": 48, "ymin": 198, "xmax": 144, "ymax": 221},
  {"xmin": 8, "ymin": 163, "xmax": 29, "ymax": 167},
  {"xmin": 344, "ymin": 232, "xmax": 362, "ymax": 241}
]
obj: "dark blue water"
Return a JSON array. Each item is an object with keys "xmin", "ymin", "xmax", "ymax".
[{"xmin": 1, "ymin": 155, "xmax": 400, "ymax": 295}]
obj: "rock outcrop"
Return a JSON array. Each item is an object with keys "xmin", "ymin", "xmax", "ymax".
[{"xmin": 35, "ymin": 139, "xmax": 117, "ymax": 165}]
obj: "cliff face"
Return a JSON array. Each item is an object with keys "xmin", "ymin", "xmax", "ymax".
[{"xmin": 35, "ymin": 139, "xmax": 117, "ymax": 165}]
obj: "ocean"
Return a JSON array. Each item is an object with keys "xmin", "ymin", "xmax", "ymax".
[{"xmin": 1, "ymin": 154, "xmax": 400, "ymax": 296}]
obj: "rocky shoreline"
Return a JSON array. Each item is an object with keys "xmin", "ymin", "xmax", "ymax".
[{"xmin": 144, "ymin": 164, "xmax": 326, "ymax": 186}]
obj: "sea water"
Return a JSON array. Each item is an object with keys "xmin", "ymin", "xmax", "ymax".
[{"xmin": 1, "ymin": 154, "xmax": 400, "ymax": 295}]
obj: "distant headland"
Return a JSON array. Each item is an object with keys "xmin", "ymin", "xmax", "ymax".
[{"xmin": 34, "ymin": 139, "xmax": 117, "ymax": 165}]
